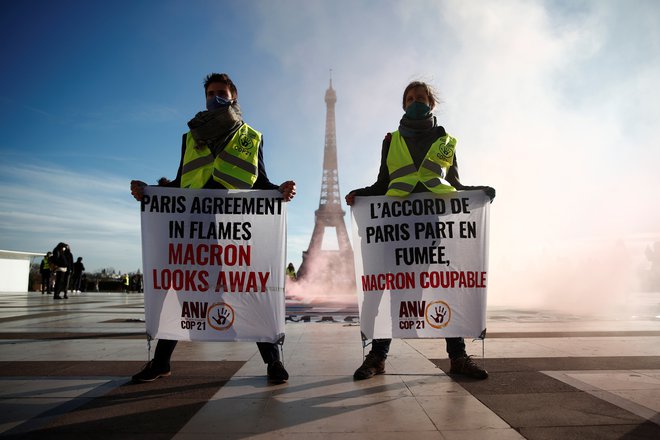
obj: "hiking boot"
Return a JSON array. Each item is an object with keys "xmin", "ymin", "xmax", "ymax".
[
  {"xmin": 267, "ymin": 360, "xmax": 289, "ymax": 384},
  {"xmin": 449, "ymin": 355, "xmax": 488, "ymax": 380},
  {"xmin": 131, "ymin": 360, "xmax": 171, "ymax": 383},
  {"xmin": 353, "ymin": 352, "xmax": 386, "ymax": 380}
]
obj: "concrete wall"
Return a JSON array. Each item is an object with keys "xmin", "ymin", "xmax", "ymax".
[{"xmin": 0, "ymin": 250, "xmax": 44, "ymax": 292}]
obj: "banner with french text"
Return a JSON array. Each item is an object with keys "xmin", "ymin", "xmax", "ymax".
[
  {"xmin": 140, "ymin": 186, "xmax": 286, "ymax": 342},
  {"xmin": 351, "ymin": 191, "xmax": 489, "ymax": 339}
]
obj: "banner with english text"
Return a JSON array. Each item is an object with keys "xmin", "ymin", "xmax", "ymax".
[
  {"xmin": 140, "ymin": 186, "xmax": 286, "ymax": 342},
  {"xmin": 351, "ymin": 191, "xmax": 489, "ymax": 339}
]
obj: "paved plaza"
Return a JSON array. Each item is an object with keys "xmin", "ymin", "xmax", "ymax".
[{"xmin": 0, "ymin": 291, "xmax": 659, "ymax": 439}]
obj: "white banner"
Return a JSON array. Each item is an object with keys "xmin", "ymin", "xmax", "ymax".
[
  {"xmin": 351, "ymin": 191, "xmax": 489, "ymax": 339},
  {"xmin": 140, "ymin": 187, "xmax": 286, "ymax": 342}
]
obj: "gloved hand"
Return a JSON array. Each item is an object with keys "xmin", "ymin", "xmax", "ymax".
[
  {"xmin": 479, "ymin": 186, "xmax": 496, "ymax": 202},
  {"xmin": 463, "ymin": 185, "xmax": 495, "ymax": 202}
]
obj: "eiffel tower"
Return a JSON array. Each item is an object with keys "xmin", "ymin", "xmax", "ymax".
[{"xmin": 297, "ymin": 76, "xmax": 356, "ymax": 292}]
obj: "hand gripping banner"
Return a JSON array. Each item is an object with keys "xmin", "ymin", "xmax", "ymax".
[
  {"xmin": 351, "ymin": 190, "xmax": 489, "ymax": 339},
  {"xmin": 140, "ymin": 187, "xmax": 286, "ymax": 342}
]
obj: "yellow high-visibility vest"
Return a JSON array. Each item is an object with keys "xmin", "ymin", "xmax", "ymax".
[
  {"xmin": 180, "ymin": 123, "xmax": 261, "ymax": 189},
  {"xmin": 386, "ymin": 130, "xmax": 457, "ymax": 197}
]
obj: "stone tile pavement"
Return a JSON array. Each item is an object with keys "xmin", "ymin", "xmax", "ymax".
[{"xmin": 0, "ymin": 291, "xmax": 659, "ymax": 439}]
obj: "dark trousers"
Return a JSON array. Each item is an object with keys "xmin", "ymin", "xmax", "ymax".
[
  {"xmin": 152, "ymin": 339, "xmax": 280, "ymax": 369},
  {"xmin": 370, "ymin": 337, "xmax": 467, "ymax": 360},
  {"xmin": 40, "ymin": 271, "xmax": 51, "ymax": 294},
  {"xmin": 54, "ymin": 271, "xmax": 69, "ymax": 297},
  {"xmin": 71, "ymin": 273, "xmax": 82, "ymax": 291}
]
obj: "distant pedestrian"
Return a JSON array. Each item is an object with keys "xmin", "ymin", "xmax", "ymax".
[
  {"xmin": 286, "ymin": 262, "xmax": 297, "ymax": 281},
  {"xmin": 130, "ymin": 273, "xmax": 143, "ymax": 292},
  {"xmin": 64, "ymin": 246, "xmax": 74, "ymax": 296},
  {"xmin": 71, "ymin": 257, "xmax": 85, "ymax": 293},
  {"xmin": 51, "ymin": 243, "xmax": 72, "ymax": 300},
  {"xmin": 39, "ymin": 252, "xmax": 52, "ymax": 294}
]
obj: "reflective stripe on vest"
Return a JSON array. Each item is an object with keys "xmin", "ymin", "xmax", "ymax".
[
  {"xmin": 181, "ymin": 134, "xmax": 214, "ymax": 188},
  {"xmin": 386, "ymin": 130, "xmax": 457, "ymax": 197},
  {"xmin": 180, "ymin": 124, "xmax": 261, "ymax": 189}
]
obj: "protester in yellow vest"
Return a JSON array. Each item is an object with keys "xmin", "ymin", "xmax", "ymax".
[
  {"xmin": 39, "ymin": 252, "xmax": 52, "ymax": 295},
  {"xmin": 286, "ymin": 262, "xmax": 297, "ymax": 281},
  {"xmin": 345, "ymin": 80, "xmax": 495, "ymax": 381},
  {"xmin": 130, "ymin": 72, "xmax": 296, "ymax": 384}
]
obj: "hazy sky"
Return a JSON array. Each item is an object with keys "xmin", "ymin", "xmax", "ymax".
[{"xmin": 1, "ymin": 0, "xmax": 659, "ymax": 308}]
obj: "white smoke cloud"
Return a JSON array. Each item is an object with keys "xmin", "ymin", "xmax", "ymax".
[{"xmin": 254, "ymin": 0, "xmax": 660, "ymax": 312}]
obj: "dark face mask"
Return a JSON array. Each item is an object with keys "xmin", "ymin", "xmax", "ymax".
[
  {"xmin": 405, "ymin": 101, "xmax": 432, "ymax": 119},
  {"xmin": 206, "ymin": 95, "xmax": 234, "ymax": 111}
]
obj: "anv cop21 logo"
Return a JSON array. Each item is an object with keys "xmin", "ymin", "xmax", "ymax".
[
  {"xmin": 436, "ymin": 142, "xmax": 454, "ymax": 163},
  {"xmin": 398, "ymin": 299, "xmax": 451, "ymax": 330},
  {"xmin": 180, "ymin": 301, "xmax": 235, "ymax": 331},
  {"xmin": 236, "ymin": 132, "xmax": 256, "ymax": 155}
]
